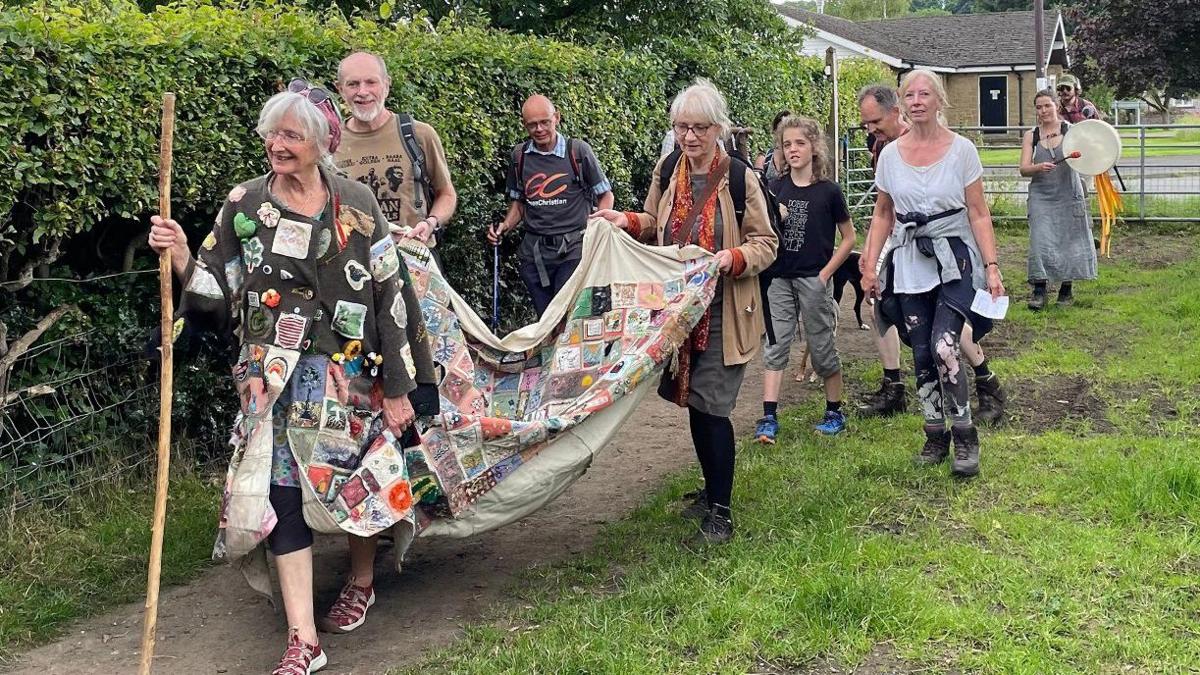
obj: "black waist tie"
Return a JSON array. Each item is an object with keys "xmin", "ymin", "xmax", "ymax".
[{"xmin": 896, "ymin": 208, "xmax": 965, "ymax": 258}]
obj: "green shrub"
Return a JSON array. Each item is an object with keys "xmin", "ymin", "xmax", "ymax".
[{"xmin": 0, "ymin": 0, "xmax": 888, "ymax": 487}]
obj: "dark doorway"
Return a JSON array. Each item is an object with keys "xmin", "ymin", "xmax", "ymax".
[{"xmin": 978, "ymin": 75, "xmax": 1008, "ymax": 132}]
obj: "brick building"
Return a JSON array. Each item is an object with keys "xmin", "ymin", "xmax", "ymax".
[{"xmin": 778, "ymin": 7, "xmax": 1072, "ymax": 131}]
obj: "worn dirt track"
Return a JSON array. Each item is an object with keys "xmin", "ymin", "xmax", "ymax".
[{"xmin": 7, "ymin": 300, "xmax": 880, "ymax": 675}]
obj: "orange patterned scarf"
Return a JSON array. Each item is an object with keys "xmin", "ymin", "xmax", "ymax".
[{"xmin": 666, "ymin": 153, "xmax": 722, "ymax": 407}]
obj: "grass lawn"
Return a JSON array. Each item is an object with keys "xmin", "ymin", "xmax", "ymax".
[
  {"xmin": 397, "ymin": 231, "xmax": 1200, "ymax": 674},
  {"xmin": 0, "ymin": 475, "xmax": 218, "ymax": 663}
]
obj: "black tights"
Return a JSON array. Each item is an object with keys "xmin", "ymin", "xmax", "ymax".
[{"xmin": 688, "ymin": 406, "xmax": 736, "ymax": 508}]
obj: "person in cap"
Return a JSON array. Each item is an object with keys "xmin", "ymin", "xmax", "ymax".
[{"xmin": 1056, "ymin": 74, "xmax": 1102, "ymax": 124}]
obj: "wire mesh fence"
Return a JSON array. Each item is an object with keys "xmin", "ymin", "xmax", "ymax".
[
  {"xmin": 1, "ymin": 325, "xmax": 230, "ymax": 514},
  {"xmin": 840, "ymin": 123, "xmax": 1200, "ymax": 224}
]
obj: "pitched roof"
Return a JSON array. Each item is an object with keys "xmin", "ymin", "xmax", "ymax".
[{"xmin": 776, "ymin": 6, "xmax": 1064, "ymax": 69}]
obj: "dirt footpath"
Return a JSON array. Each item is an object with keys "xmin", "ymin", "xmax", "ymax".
[{"xmin": 7, "ymin": 301, "xmax": 880, "ymax": 675}]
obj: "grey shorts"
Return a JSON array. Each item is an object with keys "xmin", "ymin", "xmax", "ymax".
[{"xmin": 762, "ymin": 276, "xmax": 841, "ymax": 377}]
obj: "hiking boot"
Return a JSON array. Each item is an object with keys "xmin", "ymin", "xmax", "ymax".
[
  {"xmin": 951, "ymin": 425, "xmax": 981, "ymax": 478},
  {"xmin": 680, "ymin": 488, "xmax": 709, "ymax": 519},
  {"xmin": 1056, "ymin": 282, "xmax": 1074, "ymax": 307},
  {"xmin": 272, "ymin": 628, "xmax": 327, "ymax": 675},
  {"xmin": 754, "ymin": 415, "xmax": 780, "ymax": 444},
  {"xmin": 915, "ymin": 427, "xmax": 951, "ymax": 466},
  {"xmin": 1028, "ymin": 282, "xmax": 1047, "ymax": 311},
  {"xmin": 860, "ymin": 377, "xmax": 889, "ymax": 404},
  {"xmin": 858, "ymin": 381, "xmax": 907, "ymax": 418},
  {"xmin": 815, "ymin": 410, "xmax": 847, "ymax": 435},
  {"xmin": 689, "ymin": 505, "xmax": 734, "ymax": 546},
  {"xmin": 974, "ymin": 374, "xmax": 1006, "ymax": 426},
  {"xmin": 318, "ymin": 578, "xmax": 375, "ymax": 634}
]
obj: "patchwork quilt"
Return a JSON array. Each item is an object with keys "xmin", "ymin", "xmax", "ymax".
[{"xmin": 217, "ymin": 220, "xmax": 718, "ymax": 578}]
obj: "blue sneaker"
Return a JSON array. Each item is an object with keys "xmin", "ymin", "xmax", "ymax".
[
  {"xmin": 815, "ymin": 410, "xmax": 847, "ymax": 435},
  {"xmin": 754, "ymin": 415, "xmax": 779, "ymax": 444}
]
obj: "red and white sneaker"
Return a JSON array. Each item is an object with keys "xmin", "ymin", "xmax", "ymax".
[
  {"xmin": 271, "ymin": 628, "xmax": 327, "ymax": 675},
  {"xmin": 318, "ymin": 578, "xmax": 376, "ymax": 633}
]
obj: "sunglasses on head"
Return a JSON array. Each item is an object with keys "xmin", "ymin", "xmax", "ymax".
[{"xmin": 288, "ymin": 78, "xmax": 331, "ymax": 105}]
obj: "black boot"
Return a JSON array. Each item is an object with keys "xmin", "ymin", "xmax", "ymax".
[
  {"xmin": 951, "ymin": 426, "xmax": 981, "ymax": 478},
  {"xmin": 680, "ymin": 488, "xmax": 708, "ymax": 519},
  {"xmin": 858, "ymin": 381, "xmax": 907, "ymax": 418},
  {"xmin": 860, "ymin": 377, "xmax": 889, "ymax": 404},
  {"xmin": 1056, "ymin": 282, "xmax": 1074, "ymax": 307},
  {"xmin": 690, "ymin": 504, "xmax": 734, "ymax": 545},
  {"xmin": 915, "ymin": 427, "xmax": 951, "ymax": 466},
  {"xmin": 975, "ymin": 374, "xmax": 1006, "ymax": 426},
  {"xmin": 1028, "ymin": 282, "xmax": 1047, "ymax": 311}
]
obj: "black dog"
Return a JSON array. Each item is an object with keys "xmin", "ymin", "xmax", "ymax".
[{"xmin": 832, "ymin": 251, "xmax": 870, "ymax": 330}]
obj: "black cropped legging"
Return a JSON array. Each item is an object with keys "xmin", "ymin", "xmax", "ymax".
[
  {"xmin": 688, "ymin": 406, "xmax": 736, "ymax": 509},
  {"xmin": 898, "ymin": 289, "xmax": 972, "ymax": 428}
]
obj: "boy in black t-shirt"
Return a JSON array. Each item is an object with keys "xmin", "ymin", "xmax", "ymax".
[{"xmin": 755, "ymin": 116, "xmax": 856, "ymax": 442}]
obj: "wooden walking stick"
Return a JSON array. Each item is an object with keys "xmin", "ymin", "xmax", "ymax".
[{"xmin": 139, "ymin": 91, "xmax": 176, "ymax": 675}]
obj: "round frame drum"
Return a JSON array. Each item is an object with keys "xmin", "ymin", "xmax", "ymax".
[{"xmin": 1063, "ymin": 119, "xmax": 1121, "ymax": 175}]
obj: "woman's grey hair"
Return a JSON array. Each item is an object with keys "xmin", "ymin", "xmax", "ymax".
[
  {"xmin": 256, "ymin": 91, "xmax": 338, "ymax": 171},
  {"xmin": 670, "ymin": 78, "xmax": 732, "ymax": 140},
  {"xmin": 857, "ymin": 84, "xmax": 899, "ymax": 112}
]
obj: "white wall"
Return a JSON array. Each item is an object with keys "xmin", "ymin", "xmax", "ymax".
[{"xmin": 798, "ymin": 34, "xmax": 866, "ymax": 60}]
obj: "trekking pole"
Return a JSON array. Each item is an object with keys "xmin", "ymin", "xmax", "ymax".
[
  {"xmin": 491, "ymin": 242, "xmax": 501, "ymax": 333},
  {"xmin": 139, "ymin": 92, "xmax": 176, "ymax": 675}
]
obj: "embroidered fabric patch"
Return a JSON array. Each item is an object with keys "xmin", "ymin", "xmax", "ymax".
[
  {"xmin": 369, "ymin": 237, "xmax": 400, "ymax": 282},
  {"xmin": 331, "ymin": 300, "xmax": 368, "ymax": 339},
  {"xmin": 242, "ymin": 237, "xmax": 264, "ymax": 273},
  {"xmin": 257, "ymin": 202, "xmax": 281, "ymax": 229},
  {"xmin": 224, "ymin": 258, "xmax": 244, "ymax": 294},
  {"xmin": 275, "ymin": 313, "xmax": 308, "ymax": 350},
  {"xmin": 186, "ymin": 266, "xmax": 224, "ymax": 299},
  {"xmin": 390, "ymin": 292, "xmax": 407, "ymax": 329},
  {"xmin": 272, "ymin": 218, "xmax": 313, "ymax": 259},
  {"xmin": 344, "ymin": 260, "xmax": 370, "ymax": 291}
]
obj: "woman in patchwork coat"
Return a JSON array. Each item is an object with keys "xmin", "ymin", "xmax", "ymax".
[{"xmin": 149, "ymin": 80, "xmax": 436, "ymax": 674}]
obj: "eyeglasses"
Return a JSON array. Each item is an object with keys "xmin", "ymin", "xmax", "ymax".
[
  {"xmin": 672, "ymin": 122, "xmax": 712, "ymax": 138},
  {"xmin": 262, "ymin": 128, "xmax": 306, "ymax": 144},
  {"xmin": 523, "ymin": 119, "xmax": 554, "ymax": 131},
  {"xmin": 1056, "ymin": 85, "xmax": 1074, "ymax": 93},
  {"xmin": 288, "ymin": 78, "xmax": 332, "ymax": 106}
]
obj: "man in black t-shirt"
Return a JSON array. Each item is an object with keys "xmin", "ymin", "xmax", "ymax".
[
  {"xmin": 755, "ymin": 116, "xmax": 856, "ymax": 443},
  {"xmin": 488, "ymin": 95, "xmax": 614, "ymax": 317}
]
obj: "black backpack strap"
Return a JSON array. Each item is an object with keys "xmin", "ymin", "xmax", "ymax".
[
  {"xmin": 659, "ymin": 148, "xmax": 682, "ymax": 195},
  {"xmin": 566, "ymin": 137, "xmax": 594, "ymax": 207},
  {"xmin": 514, "ymin": 141, "xmax": 531, "ymax": 201},
  {"xmin": 397, "ymin": 113, "xmax": 430, "ymax": 211},
  {"xmin": 566, "ymin": 137, "xmax": 585, "ymax": 188},
  {"xmin": 729, "ymin": 156, "xmax": 747, "ymax": 228}
]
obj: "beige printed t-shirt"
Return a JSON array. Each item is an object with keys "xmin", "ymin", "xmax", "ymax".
[{"xmin": 335, "ymin": 115, "xmax": 453, "ymax": 242}]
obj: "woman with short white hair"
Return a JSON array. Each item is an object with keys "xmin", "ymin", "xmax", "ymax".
[
  {"xmin": 860, "ymin": 69, "xmax": 1005, "ymax": 479},
  {"xmin": 148, "ymin": 80, "xmax": 437, "ymax": 674},
  {"xmin": 594, "ymin": 78, "xmax": 777, "ymax": 545}
]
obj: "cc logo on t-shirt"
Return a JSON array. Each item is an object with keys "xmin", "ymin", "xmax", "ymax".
[{"xmin": 525, "ymin": 172, "xmax": 569, "ymax": 199}]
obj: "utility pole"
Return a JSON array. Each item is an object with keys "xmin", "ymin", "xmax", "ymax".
[
  {"xmin": 826, "ymin": 47, "xmax": 840, "ymax": 182},
  {"xmin": 1034, "ymin": 0, "xmax": 1047, "ymax": 90}
]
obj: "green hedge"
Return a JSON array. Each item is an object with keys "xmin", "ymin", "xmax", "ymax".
[
  {"xmin": 0, "ymin": 0, "xmax": 888, "ymax": 472},
  {"xmin": 0, "ymin": 1, "xmax": 887, "ymax": 308}
]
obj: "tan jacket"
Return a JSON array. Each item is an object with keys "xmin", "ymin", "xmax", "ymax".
[{"xmin": 628, "ymin": 150, "xmax": 778, "ymax": 365}]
